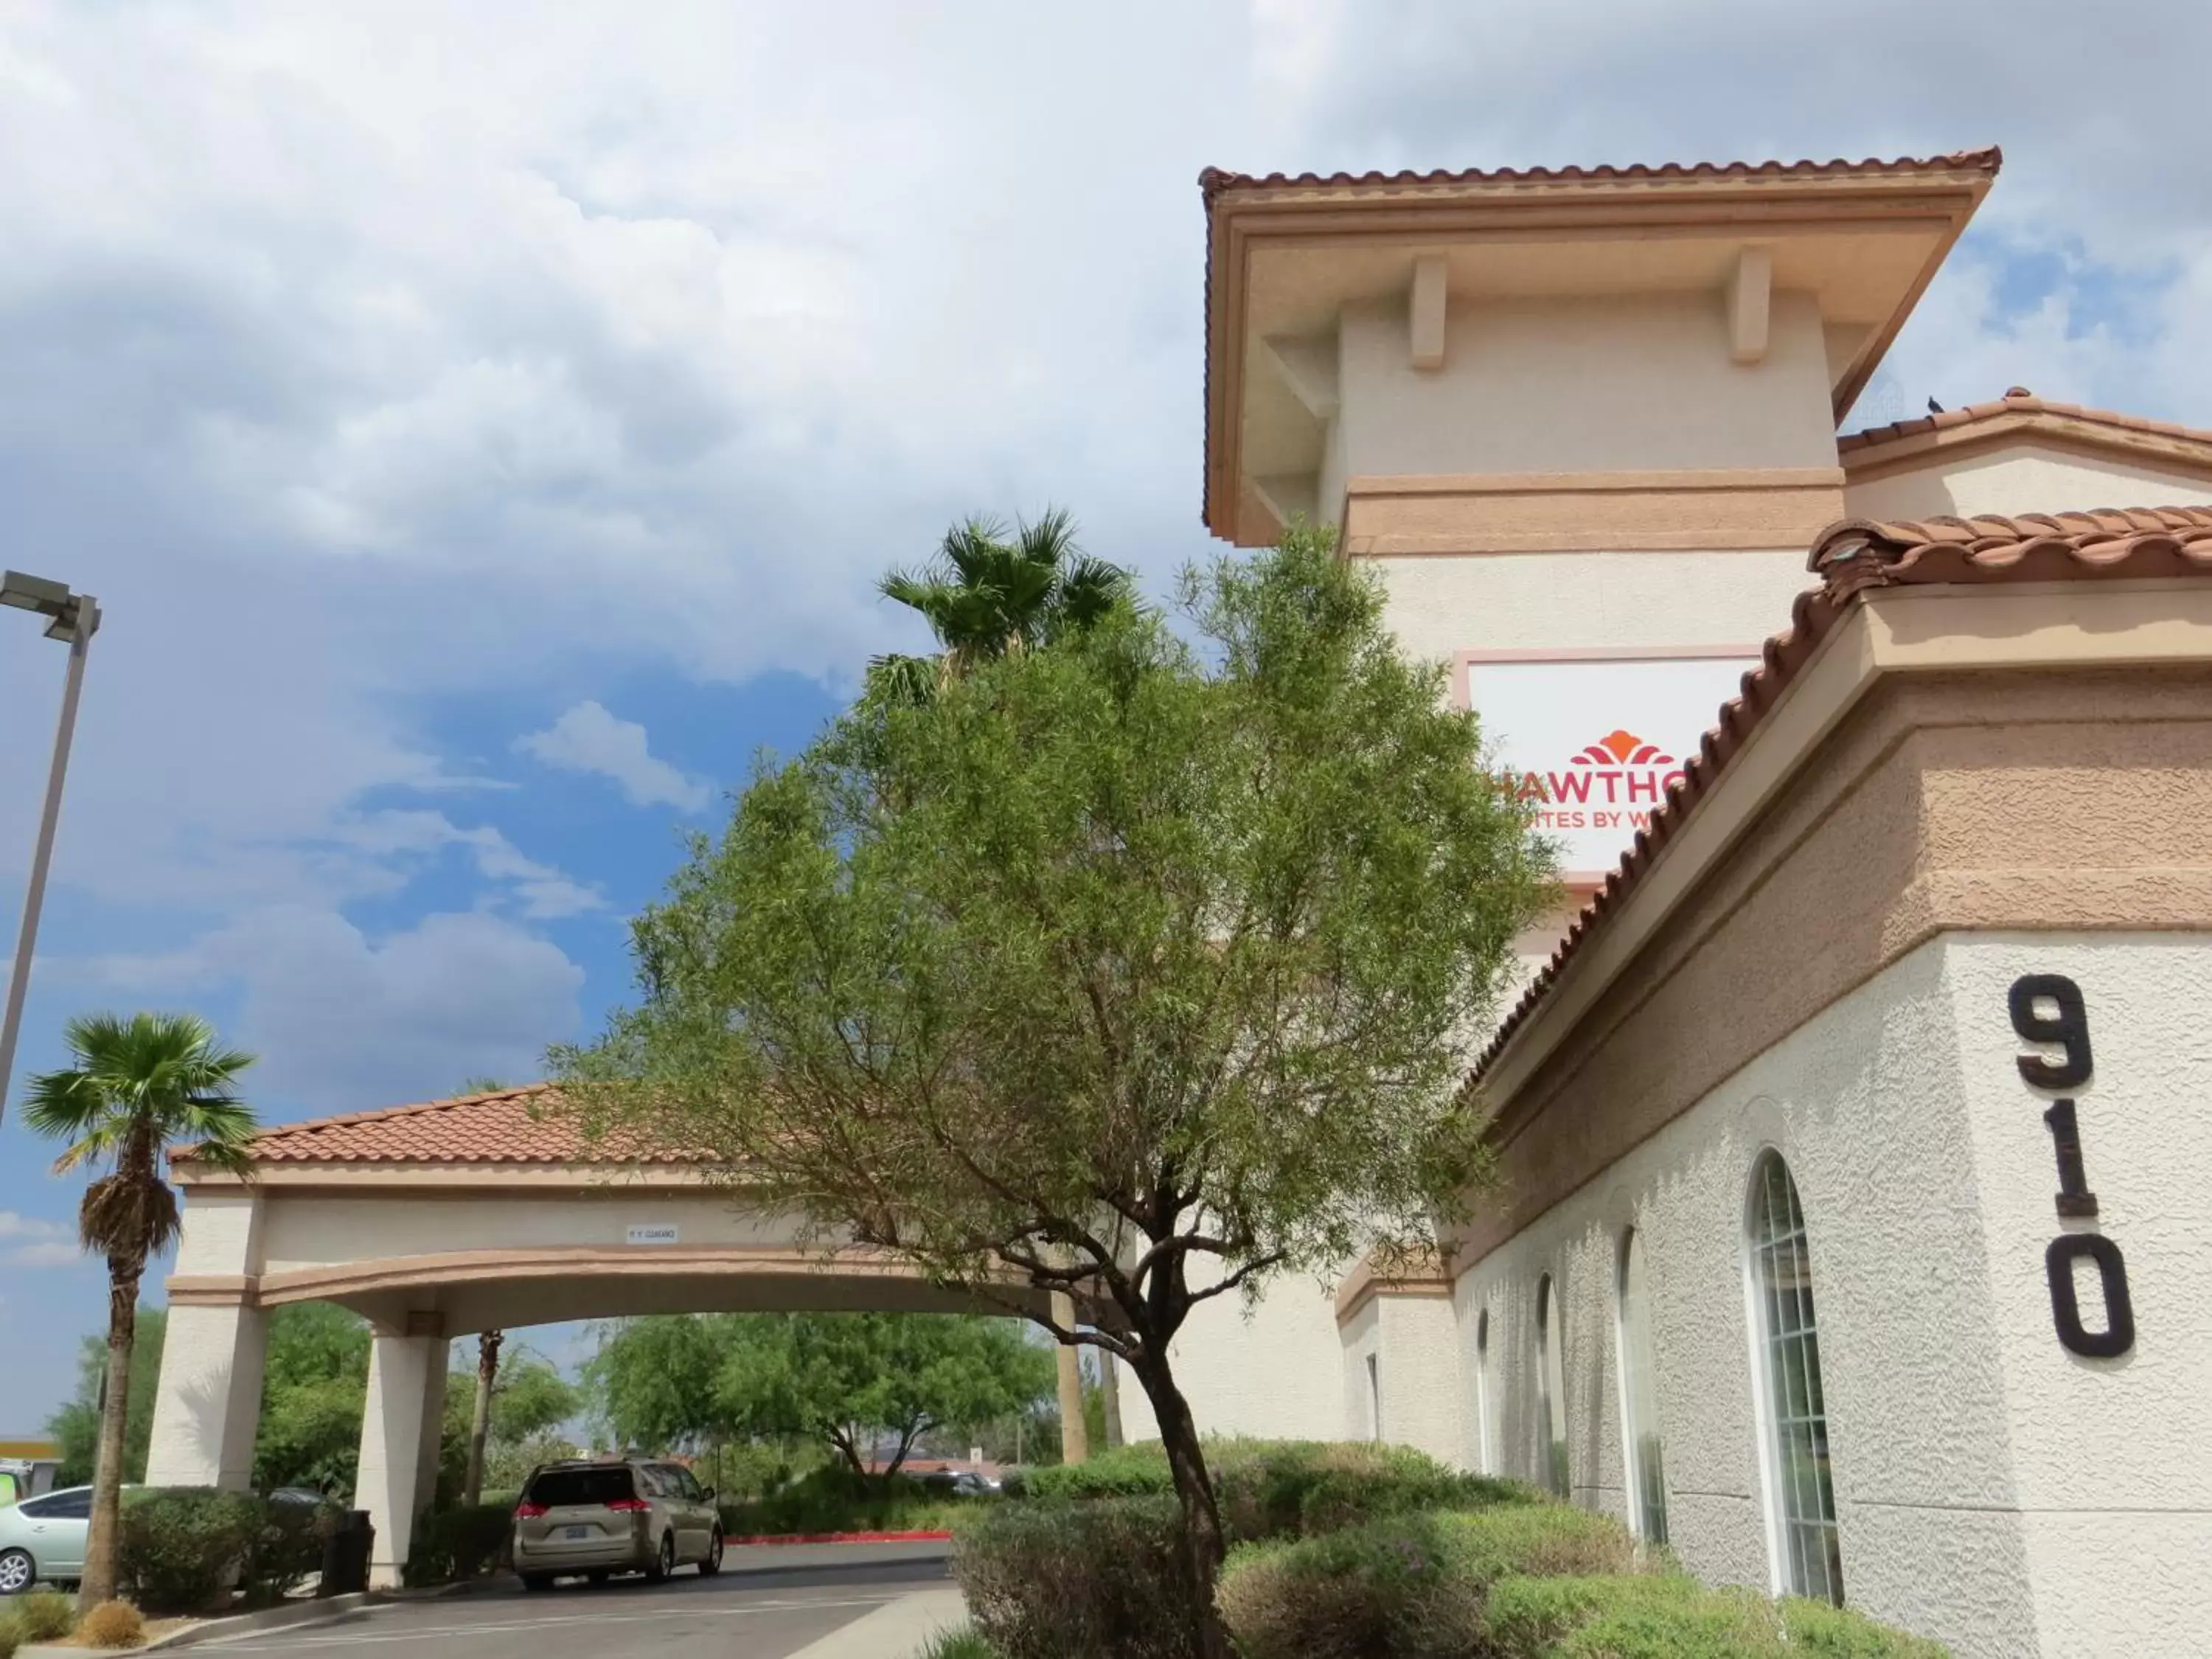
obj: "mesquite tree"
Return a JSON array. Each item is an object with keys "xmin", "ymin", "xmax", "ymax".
[{"xmin": 560, "ymin": 529, "xmax": 1551, "ymax": 1656}]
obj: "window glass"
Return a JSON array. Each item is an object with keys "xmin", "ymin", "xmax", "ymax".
[
  {"xmin": 1617, "ymin": 1228, "xmax": 1669, "ymax": 1544},
  {"xmin": 1365, "ymin": 1352, "xmax": 1382, "ymax": 1441},
  {"xmin": 1474, "ymin": 1307, "xmax": 1492, "ymax": 1475},
  {"xmin": 21, "ymin": 1489, "xmax": 90, "ymax": 1520},
  {"xmin": 1748, "ymin": 1152, "xmax": 1843, "ymax": 1604},
  {"xmin": 526, "ymin": 1467, "xmax": 636, "ymax": 1507},
  {"xmin": 1537, "ymin": 1275, "xmax": 1569, "ymax": 1498}
]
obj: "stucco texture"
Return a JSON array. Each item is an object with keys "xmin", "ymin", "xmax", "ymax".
[{"xmin": 1844, "ymin": 444, "xmax": 2212, "ymax": 524}]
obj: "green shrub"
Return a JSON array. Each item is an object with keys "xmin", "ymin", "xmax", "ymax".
[
  {"xmin": 1217, "ymin": 1504, "xmax": 1638, "ymax": 1659},
  {"xmin": 1781, "ymin": 1596, "xmax": 1951, "ymax": 1658},
  {"xmin": 717, "ymin": 1465, "xmax": 970, "ymax": 1538},
  {"xmin": 1486, "ymin": 1573, "xmax": 1778, "ymax": 1658},
  {"xmin": 118, "ymin": 1488, "xmax": 263, "ymax": 1614},
  {"xmin": 76, "ymin": 1600, "xmax": 147, "ymax": 1650},
  {"xmin": 953, "ymin": 1495, "xmax": 1198, "ymax": 1659},
  {"xmin": 1014, "ymin": 1439, "xmax": 1533, "ymax": 1541},
  {"xmin": 919, "ymin": 1630, "xmax": 1002, "ymax": 1659},
  {"xmin": 243, "ymin": 1498, "xmax": 338, "ymax": 1604},
  {"xmin": 13, "ymin": 1589, "xmax": 77, "ymax": 1642},
  {"xmin": 403, "ymin": 1503, "xmax": 515, "ymax": 1587}
]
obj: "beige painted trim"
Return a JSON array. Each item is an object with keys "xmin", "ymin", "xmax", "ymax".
[
  {"xmin": 1454, "ymin": 581, "xmax": 2212, "ymax": 1265},
  {"xmin": 1483, "ymin": 579, "xmax": 2212, "ymax": 1109},
  {"xmin": 170, "ymin": 1244, "xmax": 959, "ymax": 1309},
  {"xmin": 1841, "ymin": 408, "xmax": 2212, "ymax": 487},
  {"xmin": 1340, "ymin": 467, "xmax": 1846, "ymax": 557},
  {"xmin": 1455, "ymin": 643, "xmax": 1767, "ymax": 664},
  {"xmin": 1335, "ymin": 1248, "xmax": 1455, "ymax": 1326}
]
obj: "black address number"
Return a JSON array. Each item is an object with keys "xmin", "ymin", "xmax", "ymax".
[{"xmin": 2008, "ymin": 973, "xmax": 2135, "ymax": 1360}]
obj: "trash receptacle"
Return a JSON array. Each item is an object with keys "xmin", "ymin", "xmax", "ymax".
[{"xmin": 320, "ymin": 1510, "xmax": 375, "ymax": 1596}]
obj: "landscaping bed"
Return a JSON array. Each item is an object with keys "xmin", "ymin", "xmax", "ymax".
[{"xmin": 936, "ymin": 1441, "xmax": 1950, "ymax": 1658}]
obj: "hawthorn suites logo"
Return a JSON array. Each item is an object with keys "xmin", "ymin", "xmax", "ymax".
[{"xmin": 1509, "ymin": 728, "xmax": 1686, "ymax": 835}]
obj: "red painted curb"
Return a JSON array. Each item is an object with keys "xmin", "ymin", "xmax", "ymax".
[{"xmin": 726, "ymin": 1528, "xmax": 955, "ymax": 1546}]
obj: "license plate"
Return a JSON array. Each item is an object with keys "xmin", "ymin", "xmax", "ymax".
[{"xmin": 563, "ymin": 1525, "xmax": 591, "ymax": 1540}]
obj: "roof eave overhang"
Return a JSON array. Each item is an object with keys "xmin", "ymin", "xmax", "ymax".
[{"xmin": 1202, "ymin": 158, "xmax": 1999, "ymax": 543}]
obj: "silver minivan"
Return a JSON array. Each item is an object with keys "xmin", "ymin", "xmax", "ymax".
[{"xmin": 512, "ymin": 1460, "xmax": 723, "ymax": 1590}]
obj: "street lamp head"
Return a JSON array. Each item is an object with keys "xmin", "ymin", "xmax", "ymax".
[{"xmin": 1, "ymin": 572, "xmax": 98, "ymax": 640}]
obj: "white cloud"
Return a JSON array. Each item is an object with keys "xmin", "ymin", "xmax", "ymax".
[
  {"xmin": 209, "ymin": 906, "xmax": 588, "ymax": 1117},
  {"xmin": 517, "ymin": 701, "xmax": 712, "ymax": 813},
  {"xmin": 0, "ymin": 1212, "xmax": 80, "ymax": 1268}
]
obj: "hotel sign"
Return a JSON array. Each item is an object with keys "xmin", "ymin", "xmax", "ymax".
[{"xmin": 1461, "ymin": 653, "xmax": 1759, "ymax": 877}]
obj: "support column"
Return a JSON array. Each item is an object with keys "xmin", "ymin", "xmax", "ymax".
[
  {"xmin": 146, "ymin": 1189, "xmax": 266, "ymax": 1489},
  {"xmin": 1052, "ymin": 1291, "xmax": 1088, "ymax": 1467},
  {"xmin": 354, "ymin": 1312, "xmax": 447, "ymax": 1588},
  {"xmin": 144, "ymin": 1301, "xmax": 268, "ymax": 1489}
]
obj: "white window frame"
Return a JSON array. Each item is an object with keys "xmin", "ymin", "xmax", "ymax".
[
  {"xmin": 1741, "ymin": 1148, "xmax": 1844, "ymax": 1604},
  {"xmin": 1535, "ymin": 1271, "xmax": 1569, "ymax": 1498},
  {"xmin": 1614, "ymin": 1226, "xmax": 1668, "ymax": 1544},
  {"xmin": 1473, "ymin": 1304, "xmax": 1493, "ymax": 1475}
]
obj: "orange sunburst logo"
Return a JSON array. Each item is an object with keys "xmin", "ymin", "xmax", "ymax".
[{"xmin": 1571, "ymin": 728, "xmax": 1675, "ymax": 767}]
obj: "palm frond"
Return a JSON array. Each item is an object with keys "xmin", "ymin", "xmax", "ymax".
[
  {"xmin": 80, "ymin": 1170, "xmax": 181, "ymax": 1262},
  {"xmin": 866, "ymin": 653, "xmax": 939, "ymax": 709}
]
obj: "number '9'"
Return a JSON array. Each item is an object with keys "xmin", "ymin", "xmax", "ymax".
[{"xmin": 2008, "ymin": 974, "xmax": 2093, "ymax": 1090}]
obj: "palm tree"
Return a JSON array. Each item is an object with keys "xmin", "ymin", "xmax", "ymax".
[
  {"xmin": 24, "ymin": 1012, "xmax": 258, "ymax": 1608},
  {"xmin": 453, "ymin": 1076, "xmax": 512, "ymax": 1506},
  {"xmin": 867, "ymin": 509, "xmax": 1133, "ymax": 704}
]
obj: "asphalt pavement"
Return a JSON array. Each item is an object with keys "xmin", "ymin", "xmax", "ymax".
[{"xmin": 213, "ymin": 1543, "xmax": 956, "ymax": 1659}]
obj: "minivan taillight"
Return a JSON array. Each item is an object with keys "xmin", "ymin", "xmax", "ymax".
[
  {"xmin": 606, "ymin": 1498, "xmax": 650, "ymax": 1512},
  {"xmin": 515, "ymin": 1502, "xmax": 548, "ymax": 1519}
]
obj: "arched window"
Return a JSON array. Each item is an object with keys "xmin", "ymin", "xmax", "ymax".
[
  {"xmin": 1747, "ymin": 1151, "xmax": 1843, "ymax": 1604},
  {"xmin": 1615, "ymin": 1228, "xmax": 1668, "ymax": 1543},
  {"xmin": 1366, "ymin": 1352, "xmax": 1382, "ymax": 1442},
  {"xmin": 1474, "ymin": 1307, "xmax": 1492, "ymax": 1474},
  {"xmin": 1536, "ymin": 1273, "xmax": 1568, "ymax": 1498}
]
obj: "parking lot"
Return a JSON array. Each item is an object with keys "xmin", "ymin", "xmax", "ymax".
[{"xmin": 217, "ymin": 1543, "xmax": 954, "ymax": 1659}]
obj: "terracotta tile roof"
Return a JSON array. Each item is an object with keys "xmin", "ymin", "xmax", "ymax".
[
  {"xmin": 1840, "ymin": 389, "xmax": 2212, "ymax": 459},
  {"xmin": 1200, "ymin": 149, "xmax": 2002, "ymax": 206},
  {"xmin": 1472, "ymin": 505, "xmax": 2212, "ymax": 1080},
  {"xmin": 185, "ymin": 1083, "xmax": 691, "ymax": 1166}
]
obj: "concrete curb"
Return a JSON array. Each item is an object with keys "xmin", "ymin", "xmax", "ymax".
[
  {"xmin": 18, "ymin": 1592, "xmax": 375, "ymax": 1655},
  {"xmin": 729, "ymin": 1529, "xmax": 954, "ymax": 1546}
]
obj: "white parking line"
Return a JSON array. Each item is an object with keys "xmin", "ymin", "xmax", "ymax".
[{"xmin": 218, "ymin": 1593, "xmax": 908, "ymax": 1649}]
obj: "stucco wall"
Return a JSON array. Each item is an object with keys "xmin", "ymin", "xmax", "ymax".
[
  {"xmin": 1334, "ymin": 291, "xmax": 1837, "ymax": 483},
  {"xmin": 1434, "ymin": 929, "xmax": 2212, "ymax": 1659},
  {"xmin": 1843, "ymin": 442, "xmax": 2212, "ymax": 523},
  {"xmin": 1368, "ymin": 548, "xmax": 1809, "ymax": 667},
  {"xmin": 257, "ymin": 1189, "xmax": 799, "ymax": 1273},
  {"xmin": 1941, "ymin": 934, "xmax": 2212, "ymax": 1658},
  {"xmin": 1163, "ymin": 1269, "xmax": 1347, "ymax": 1445},
  {"xmin": 1449, "ymin": 937, "xmax": 2037, "ymax": 1657}
]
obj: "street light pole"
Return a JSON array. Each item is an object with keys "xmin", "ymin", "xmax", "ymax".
[{"xmin": 0, "ymin": 571, "xmax": 100, "ymax": 1128}]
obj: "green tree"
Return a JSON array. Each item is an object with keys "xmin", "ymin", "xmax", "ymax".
[
  {"xmin": 24, "ymin": 1012, "xmax": 259, "ymax": 1609},
  {"xmin": 718, "ymin": 1314, "xmax": 1053, "ymax": 1479},
  {"xmin": 253, "ymin": 1303, "xmax": 372, "ymax": 1495},
  {"xmin": 46, "ymin": 1309, "xmax": 165, "ymax": 1488},
  {"xmin": 560, "ymin": 529, "xmax": 1551, "ymax": 1655},
  {"xmin": 867, "ymin": 509, "xmax": 1131, "ymax": 705},
  {"xmin": 584, "ymin": 1314, "xmax": 737, "ymax": 1455}
]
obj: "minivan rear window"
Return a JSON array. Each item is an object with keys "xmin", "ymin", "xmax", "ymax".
[{"xmin": 525, "ymin": 1467, "xmax": 636, "ymax": 1508}]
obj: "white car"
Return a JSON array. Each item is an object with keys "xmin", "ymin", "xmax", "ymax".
[{"xmin": 0, "ymin": 1484, "xmax": 91, "ymax": 1594}]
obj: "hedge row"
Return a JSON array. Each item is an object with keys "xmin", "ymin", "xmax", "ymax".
[
  {"xmin": 116, "ymin": 1489, "xmax": 336, "ymax": 1614},
  {"xmin": 1011, "ymin": 1438, "xmax": 1529, "ymax": 1541},
  {"xmin": 955, "ymin": 1441, "xmax": 1951, "ymax": 1659}
]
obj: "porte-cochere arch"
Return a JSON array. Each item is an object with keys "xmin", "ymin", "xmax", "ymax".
[{"xmin": 145, "ymin": 1085, "xmax": 1069, "ymax": 1585}]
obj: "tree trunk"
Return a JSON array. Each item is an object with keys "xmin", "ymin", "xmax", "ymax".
[
  {"xmin": 1129, "ymin": 1349, "xmax": 1232, "ymax": 1659},
  {"xmin": 462, "ymin": 1330, "xmax": 503, "ymax": 1506},
  {"xmin": 78, "ymin": 1267, "xmax": 138, "ymax": 1610}
]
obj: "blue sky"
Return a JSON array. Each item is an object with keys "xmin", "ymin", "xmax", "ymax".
[{"xmin": 4, "ymin": 0, "xmax": 2212, "ymax": 1431}]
